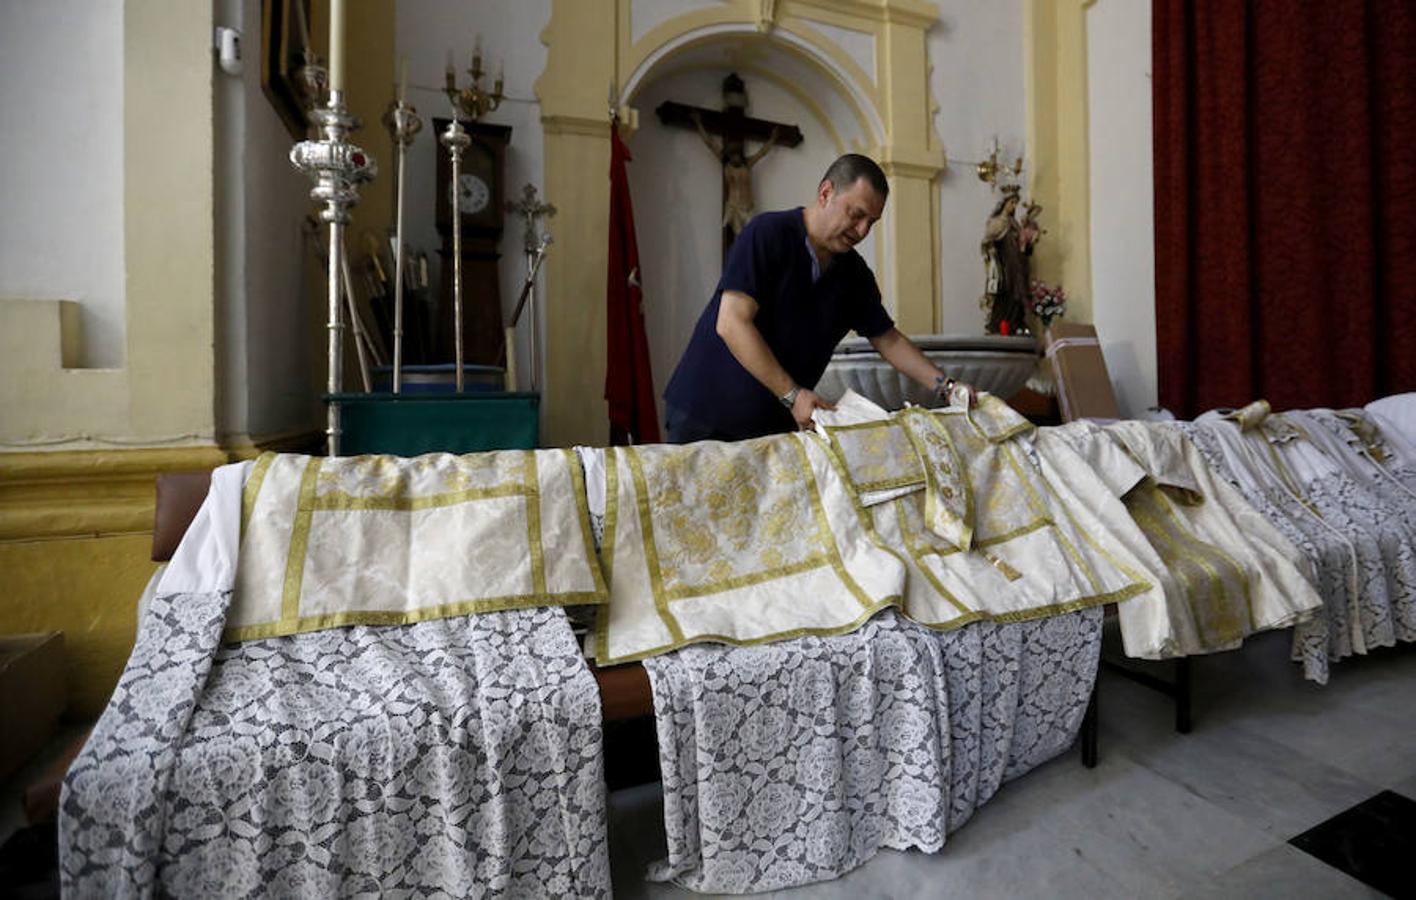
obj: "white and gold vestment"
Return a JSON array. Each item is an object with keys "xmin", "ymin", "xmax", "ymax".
[
  {"xmin": 229, "ymin": 450, "xmax": 606, "ymax": 641},
  {"xmin": 1046, "ymin": 420, "xmax": 1321, "ymax": 658}
]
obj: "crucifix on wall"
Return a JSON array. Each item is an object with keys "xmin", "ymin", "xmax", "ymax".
[{"xmin": 656, "ymin": 73, "xmax": 804, "ymax": 261}]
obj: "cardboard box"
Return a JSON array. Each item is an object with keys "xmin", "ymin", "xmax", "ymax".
[
  {"xmin": 0, "ymin": 632, "xmax": 67, "ymax": 781},
  {"xmin": 1044, "ymin": 322, "xmax": 1121, "ymax": 422}
]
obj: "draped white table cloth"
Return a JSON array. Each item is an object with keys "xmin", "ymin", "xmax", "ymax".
[
  {"xmin": 61, "ymin": 462, "xmax": 612, "ymax": 898},
  {"xmin": 641, "ymin": 607, "xmax": 1103, "ymax": 894}
]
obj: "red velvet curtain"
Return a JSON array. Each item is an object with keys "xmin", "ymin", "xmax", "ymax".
[{"xmin": 1153, "ymin": 0, "xmax": 1416, "ymax": 416}]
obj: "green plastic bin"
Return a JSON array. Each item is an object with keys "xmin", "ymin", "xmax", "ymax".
[{"xmin": 326, "ymin": 392, "xmax": 540, "ymax": 455}]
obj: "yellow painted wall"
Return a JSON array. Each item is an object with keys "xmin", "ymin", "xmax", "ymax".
[
  {"xmin": 1025, "ymin": 0, "xmax": 1094, "ymax": 323},
  {"xmin": 0, "ymin": 1, "xmax": 217, "ymax": 449},
  {"xmin": 0, "ymin": 448, "xmax": 231, "ymax": 718},
  {"xmin": 0, "ymin": 1, "xmax": 397, "ymax": 720},
  {"xmin": 0, "ymin": 537, "xmax": 155, "ymax": 718},
  {"xmin": 0, "ymin": 2, "xmax": 224, "ymax": 720}
]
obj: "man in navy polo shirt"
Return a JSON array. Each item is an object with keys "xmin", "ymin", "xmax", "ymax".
[{"xmin": 663, "ymin": 154, "xmax": 973, "ymax": 443}]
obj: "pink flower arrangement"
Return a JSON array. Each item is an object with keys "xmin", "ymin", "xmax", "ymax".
[{"xmin": 1028, "ymin": 280, "xmax": 1066, "ymax": 326}]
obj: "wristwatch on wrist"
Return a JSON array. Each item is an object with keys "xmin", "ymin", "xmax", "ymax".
[
  {"xmin": 780, "ymin": 385, "xmax": 801, "ymax": 409},
  {"xmin": 933, "ymin": 374, "xmax": 957, "ymax": 397}
]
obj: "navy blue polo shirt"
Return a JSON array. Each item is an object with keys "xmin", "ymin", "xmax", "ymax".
[{"xmin": 663, "ymin": 207, "xmax": 894, "ymax": 439}]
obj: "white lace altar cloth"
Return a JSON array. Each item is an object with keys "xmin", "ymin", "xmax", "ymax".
[
  {"xmin": 61, "ymin": 594, "xmax": 610, "ymax": 895},
  {"xmin": 230, "ymin": 449, "xmax": 605, "ymax": 641},
  {"xmin": 641, "ymin": 606, "xmax": 1102, "ymax": 894}
]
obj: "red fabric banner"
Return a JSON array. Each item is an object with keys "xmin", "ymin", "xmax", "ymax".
[
  {"xmin": 605, "ymin": 120, "xmax": 662, "ymax": 445},
  {"xmin": 1153, "ymin": 1, "xmax": 1416, "ymax": 417}
]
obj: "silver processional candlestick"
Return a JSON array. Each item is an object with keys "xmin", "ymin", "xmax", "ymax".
[
  {"xmin": 382, "ymin": 83, "xmax": 422, "ymax": 395},
  {"xmin": 440, "ymin": 117, "xmax": 471, "ymax": 394},
  {"xmin": 291, "ymin": 88, "xmax": 377, "ymax": 455}
]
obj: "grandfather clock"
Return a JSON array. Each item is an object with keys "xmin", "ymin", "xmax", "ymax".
[{"xmin": 435, "ymin": 118, "xmax": 511, "ymax": 366}]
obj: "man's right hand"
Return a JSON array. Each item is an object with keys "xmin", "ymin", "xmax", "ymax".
[{"xmin": 792, "ymin": 388, "xmax": 836, "ymax": 431}]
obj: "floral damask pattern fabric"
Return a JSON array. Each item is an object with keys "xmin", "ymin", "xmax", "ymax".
[
  {"xmin": 640, "ymin": 435, "xmax": 821, "ymax": 593},
  {"xmin": 641, "ymin": 607, "xmax": 1101, "ymax": 894},
  {"xmin": 230, "ymin": 450, "xmax": 605, "ymax": 641},
  {"xmin": 593, "ymin": 435, "xmax": 906, "ymax": 665},
  {"xmin": 61, "ymin": 591, "xmax": 610, "ymax": 898}
]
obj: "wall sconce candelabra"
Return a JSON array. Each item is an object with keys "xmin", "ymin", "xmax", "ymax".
[{"xmin": 444, "ymin": 37, "xmax": 504, "ymax": 121}]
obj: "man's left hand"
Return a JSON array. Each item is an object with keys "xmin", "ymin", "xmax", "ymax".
[
  {"xmin": 792, "ymin": 388, "xmax": 835, "ymax": 431},
  {"xmin": 939, "ymin": 379, "xmax": 978, "ymax": 408}
]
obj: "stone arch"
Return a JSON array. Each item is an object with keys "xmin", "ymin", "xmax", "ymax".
[
  {"xmin": 621, "ymin": 21, "xmax": 884, "ymax": 152},
  {"xmin": 534, "ymin": 0, "xmax": 943, "ymax": 446}
]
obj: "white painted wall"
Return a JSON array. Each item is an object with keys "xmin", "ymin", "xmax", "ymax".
[
  {"xmin": 213, "ymin": 0, "xmax": 322, "ymax": 442},
  {"xmin": 1087, "ymin": 0, "xmax": 1157, "ymax": 417},
  {"xmin": 0, "ymin": 0, "xmax": 125, "ymax": 368},
  {"xmin": 929, "ymin": 0, "xmax": 1028, "ymax": 336}
]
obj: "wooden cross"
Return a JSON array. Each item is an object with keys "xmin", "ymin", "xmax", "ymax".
[{"xmin": 656, "ymin": 72, "xmax": 804, "ymax": 260}]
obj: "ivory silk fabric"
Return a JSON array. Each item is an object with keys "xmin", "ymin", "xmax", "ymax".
[
  {"xmin": 1055, "ymin": 421, "xmax": 1321, "ymax": 659},
  {"xmin": 859, "ymin": 400, "xmax": 1153, "ymax": 632},
  {"xmin": 229, "ymin": 450, "xmax": 605, "ymax": 641},
  {"xmin": 592, "ymin": 434, "xmax": 906, "ymax": 664},
  {"xmin": 1292, "ymin": 409, "xmax": 1416, "ymax": 511},
  {"xmin": 1366, "ymin": 393, "xmax": 1416, "ymax": 456}
]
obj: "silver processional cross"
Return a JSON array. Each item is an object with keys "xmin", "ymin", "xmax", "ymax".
[{"xmin": 504, "ymin": 184, "xmax": 556, "ymax": 391}]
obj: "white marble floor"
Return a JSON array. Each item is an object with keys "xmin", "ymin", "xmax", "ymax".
[{"xmin": 607, "ymin": 628, "xmax": 1416, "ymax": 899}]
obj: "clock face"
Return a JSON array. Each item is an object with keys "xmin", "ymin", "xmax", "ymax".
[{"xmin": 455, "ymin": 173, "xmax": 491, "ymax": 214}]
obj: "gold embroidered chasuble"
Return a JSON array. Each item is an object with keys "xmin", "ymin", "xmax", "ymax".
[
  {"xmin": 595, "ymin": 395, "xmax": 1155, "ymax": 664},
  {"xmin": 865, "ymin": 401, "xmax": 1153, "ymax": 630},
  {"xmin": 227, "ymin": 450, "xmax": 606, "ymax": 641},
  {"xmin": 591, "ymin": 434, "xmax": 907, "ymax": 665}
]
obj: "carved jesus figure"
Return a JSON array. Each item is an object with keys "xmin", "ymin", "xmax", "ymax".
[{"xmin": 692, "ymin": 111, "xmax": 782, "ymax": 239}]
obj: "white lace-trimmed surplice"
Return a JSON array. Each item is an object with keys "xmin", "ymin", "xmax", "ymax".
[
  {"xmin": 1189, "ymin": 404, "xmax": 1416, "ymax": 680},
  {"xmin": 591, "ymin": 433, "xmax": 907, "ymax": 665},
  {"xmin": 1291, "ymin": 408, "xmax": 1416, "ymax": 510},
  {"xmin": 1053, "ymin": 420, "xmax": 1321, "ymax": 658},
  {"xmin": 228, "ymin": 450, "xmax": 606, "ymax": 641}
]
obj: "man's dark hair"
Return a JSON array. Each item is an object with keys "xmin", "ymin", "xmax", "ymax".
[{"xmin": 821, "ymin": 154, "xmax": 889, "ymax": 199}]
